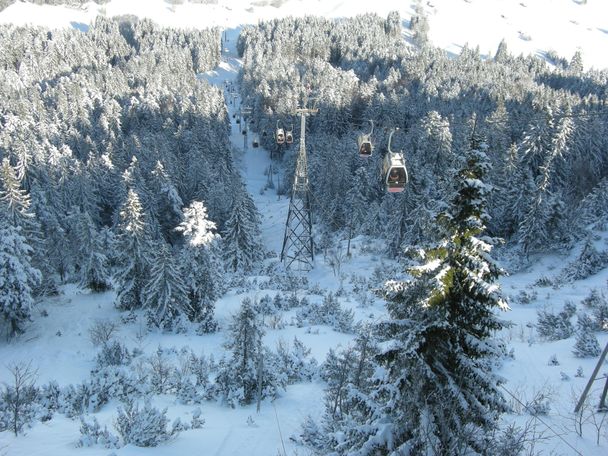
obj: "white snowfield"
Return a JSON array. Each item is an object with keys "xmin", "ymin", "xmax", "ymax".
[{"xmin": 0, "ymin": 0, "xmax": 607, "ymax": 70}]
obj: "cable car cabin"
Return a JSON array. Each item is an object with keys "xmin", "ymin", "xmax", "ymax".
[
  {"xmin": 285, "ymin": 124, "xmax": 294, "ymax": 144},
  {"xmin": 383, "ymin": 152, "xmax": 408, "ymax": 193},
  {"xmin": 358, "ymin": 135, "xmax": 372, "ymax": 157},
  {"xmin": 276, "ymin": 128, "xmax": 285, "ymax": 144}
]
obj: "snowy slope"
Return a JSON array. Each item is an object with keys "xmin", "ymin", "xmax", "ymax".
[{"xmin": 0, "ymin": 0, "xmax": 607, "ymax": 70}]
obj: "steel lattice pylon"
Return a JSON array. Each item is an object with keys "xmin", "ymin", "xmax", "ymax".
[{"xmin": 280, "ymin": 107, "xmax": 317, "ymax": 271}]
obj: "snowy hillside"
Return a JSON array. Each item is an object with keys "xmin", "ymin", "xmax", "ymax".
[
  {"xmin": 1, "ymin": 0, "xmax": 607, "ymax": 70},
  {"xmin": 1, "ymin": 1, "xmax": 608, "ymax": 456}
]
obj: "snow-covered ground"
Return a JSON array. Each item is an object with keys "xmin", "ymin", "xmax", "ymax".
[
  {"xmin": 2, "ymin": 1, "xmax": 608, "ymax": 455},
  {"xmin": 1, "ymin": 0, "xmax": 607, "ymax": 70}
]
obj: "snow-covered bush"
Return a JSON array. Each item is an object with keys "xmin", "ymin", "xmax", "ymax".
[
  {"xmin": 191, "ymin": 407, "xmax": 205, "ymax": 429},
  {"xmin": 149, "ymin": 349, "xmax": 174, "ymax": 394},
  {"xmin": 560, "ymin": 239, "xmax": 608, "ymax": 282},
  {"xmin": 525, "ymin": 390, "xmax": 551, "ymax": 416},
  {"xmin": 536, "ymin": 305, "xmax": 574, "ymax": 341},
  {"xmin": 114, "ymin": 399, "xmax": 176, "ymax": 447},
  {"xmin": 295, "ymin": 293, "xmax": 354, "ymax": 332},
  {"xmin": 273, "ymin": 337, "xmax": 318, "ymax": 384},
  {"xmin": 292, "ymin": 415, "xmax": 326, "ymax": 451},
  {"xmin": 95, "ymin": 340, "xmax": 131, "ymax": 369},
  {"xmin": 88, "ymin": 319, "xmax": 118, "ymax": 347},
  {"xmin": 573, "ymin": 313, "xmax": 601, "ymax": 357},
  {"xmin": 38, "ymin": 381, "xmax": 61, "ymax": 422},
  {"xmin": 77, "ymin": 416, "xmax": 120, "ymax": 449},
  {"xmin": 581, "ymin": 288, "xmax": 608, "ymax": 330}
]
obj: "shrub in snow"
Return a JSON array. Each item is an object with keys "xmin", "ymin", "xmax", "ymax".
[
  {"xmin": 114, "ymin": 399, "xmax": 176, "ymax": 447},
  {"xmin": 77, "ymin": 416, "xmax": 120, "ymax": 449},
  {"xmin": 533, "ymin": 276, "xmax": 553, "ymax": 287},
  {"xmin": 286, "ymin": 292, "xmax": 300, "ymax": 309},
  {"xmin": 272, "ymin": 293, "xmax": 286, "ymax": 311},
  {"xmin": 547, "ymin": 354, "xmax": 560, "ymax": 366},
  {"xmin": 575, "ymin": 366, "xmax": 584, "ymax": 378},
  {"xmin": 273, "ymin": 337, "xmax": 318, "ymax": 384},
  {"xmin": 513, "ymin": 289, "xmax": 537, "ymax": 305},
  {"xmin": 90, "ymin": 365, "xmax": 139, "ymax": 403},
  {"xmin": 191, "ymin": 407, "xmax": 205, "ymax": 429},
  {"xmin": 293, "ymin": 415, "xmax": 326, "ymax": 451},
  {"xmin": 536, "ymin": 305, "xmax": 574, "ymax": 341},
  {"xmin": 560, "ymin": 239, "xmax": 608, "ymax": 282},
  {"xmin": 149, "ymin": 348, "xmax": 174, "ymax": 394},
  {"xmin": 254, "ymin": 294, "xmax": 276, "ymax": 316},
  {"xmin": 581, "ymin": 289, "xmax": 608, "ymax": 331},
  {"xmin": 295, "ymin": 293, "xmax": 354, "ymax": 333},
  {"xmin": 95, "ymin": 340, "xmax": 131, "ymax": 369},
  {"xmin": 186, "ymin": 351, "xmax": 211, "ymax": 393},
  {"xmin": 38, "ymin": 381, "xmax": 61, "ymax": 422},
  {"xmin": 172, "ymin": 365, "xmax": 201, "ymax": 405},
  {"xmin": 525, "ymin": 391, "xmax": 551, "ymax": 416},
  {"xmin": 88, "ymin": 319, "xmax": 118, "ymax": 347},
  {"xmin": 572, "ymin": 313, "xmax": 601, "ymax": 358}
]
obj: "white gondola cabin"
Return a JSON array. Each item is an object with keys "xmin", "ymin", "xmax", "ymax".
[
  {"xmin": 285, "ymin": 124, "xmax": 294, "ymax": 144},
  {"xmin": 357, "ymin": 120, "xmax": 374, "ymax": 158},
  {"xmin": 382, "ymin": 129, "xmax": 408, "ymax": 193},
  {"xmin": 276, "ymin": 121, "xmax": 285, "ymax": 144},
  {"xmin": 383, "ymin": 153, "xmax": 408, "ymax": 193}
]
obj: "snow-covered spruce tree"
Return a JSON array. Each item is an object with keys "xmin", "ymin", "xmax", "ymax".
[
  {"xmin": 328, "ymin": 140, "xmax": 509, "ymax": 455},
  {"xmin": 142, "ymin": 242, "xmax": 188, "ymax": 330},
  {"xmin": 114, "ymin": 188, "xmax": 151, "ymax": 311},
  {"xmin": 216, "ymin": 297, "xmax": 281, "ymax": 406},
  {"xmin": 221, "ymin": 181, "xmax": 264, "ymax": 272},
  {"xmin": 0, "ymin": 158, "xmax": 34, "ymax": 229},
  {"xmin": 76, "ymin": 210, "xmax": 112, "ymax": 292},
  {"xmin": 573, "ymin": 313, "xmax": 601, "ymax": 358},
  {"xmin": 0, "ymin": 217, "xmax": 41, "ymax": 337},
  {"xmin": 175, "ymin": 201, "xmax": 223, "ymax": 332}
]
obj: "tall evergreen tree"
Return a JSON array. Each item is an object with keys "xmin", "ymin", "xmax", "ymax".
[
  {"xmin": 114, "ymin": 189, "xmax": 151, "ymax": 311},
  {"xmin": 76, "ymin": 210, "xmax": 112, "ymax": 292},
  {"xmin": 142, "ymin": 242, "xmax": 188, "ymax": 330},
  {"xmin": 176, "ymin": 201, "xmax": 223, "ymax": 331},
  {"xmin": 0, "ymin": 219, "xmax": 41, "ymax": 337},
  {"xmin": 221, "ymin": 182, "xmax": 263, "ymax": 272},
  {"xmin": 330, "ymin": 140, "xmax": 509, "ymax": 455},
  {"xmin": 216, "ymin": 297, "xmax": 280, "ymax": 406}
]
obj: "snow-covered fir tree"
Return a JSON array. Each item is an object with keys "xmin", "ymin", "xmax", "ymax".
[
  {"xmin": 114, "ymin": 188, "xmax": 151, "ymax": 311},
  {"xmin": 322, "ymin": 139, "xmax": 509, "ymax": 455},
  {"xmin": 216, "ymin": 297, "xmax": 281, "ymax": 406},
  {"xmin": 142, "ymin": 242, "xmax": 188, "ymax": 330},
  {"xmin": 221, "ymin": 181, "xmax": 264, "ymax": 272},
  {"xmin": 0, "ymin": 219, "xmax": 41, "ymax": 336},
  {"xmin": 175, "ymin": 200, "xmax": 224, "ymax": 331},
  {"xmin": 76, "ymin": 210, "xmax": 112, "ymax": 292}
]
